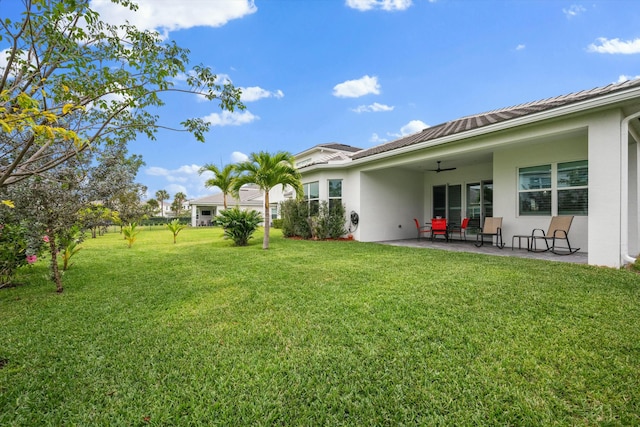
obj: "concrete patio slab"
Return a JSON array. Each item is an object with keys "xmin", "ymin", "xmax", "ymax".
[{"xmin": 377, "ymin": 238, "xmax": 588, "ymax": 264}]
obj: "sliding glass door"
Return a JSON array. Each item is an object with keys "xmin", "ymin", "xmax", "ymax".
[
  {"xmin": 466, "ymin": 181, "xmax": 493, "ymax": 230},
  {"xmin": 432, "ymin": 184, "xmax": 462, "ymax": 225}
]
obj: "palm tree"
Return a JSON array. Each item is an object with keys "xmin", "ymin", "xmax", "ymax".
[
  {"xmin": 155, "ymin": 189, "xmax": 169, "ymax": 218},
  {"xmin": 171, "ymin": 192, "xmax": 187, "ymax": 217},
  {"xmin": 233, "ymin": 151, "xmax": 302, "ymax": 249},
  {"xmin": 199, "ymin": 163, "xmax": 237, "ymax": 209}
]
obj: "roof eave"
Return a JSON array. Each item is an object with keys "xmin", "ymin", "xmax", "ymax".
[{"xmin": 349, "ymin": 86, "xmax": 640, "ymax": 166}]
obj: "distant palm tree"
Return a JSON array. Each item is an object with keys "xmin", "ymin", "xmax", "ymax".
[
  {"xmin": 172, "ymin": 192, "xmax": 187, "ymax": 216},
  {"xmin": 155, "ymin": 189, "xmax": 170, "ymax": 217},
  {"xmin": 233, "ymin": 151, "xmax": 302, "ymax": 249},
  {"xmin": 199, "ymin": 163, "xmax": 237, "ymax": 209}
]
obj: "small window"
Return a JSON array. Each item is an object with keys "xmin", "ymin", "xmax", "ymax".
[{"xmin": 201, "ymin": 210, "xmax": 211, "ymax": 216}]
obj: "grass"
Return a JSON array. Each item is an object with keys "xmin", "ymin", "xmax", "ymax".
[{"xmin": 0, "ymin": 226, "xmax": 639, "ymax": 425}]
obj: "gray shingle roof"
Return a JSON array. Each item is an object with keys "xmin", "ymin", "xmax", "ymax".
[{"xmin": 352, "ymin": 79, "xmax": 640, "ymax": 160}]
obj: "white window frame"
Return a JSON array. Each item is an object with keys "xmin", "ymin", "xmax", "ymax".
[
  {"xmin": 328, "ymin": 179, "xmax": 342, "ymax": 212},
  {"xmin": 518, "ymin": 160, "xmax": 588, "ymax": 216}
]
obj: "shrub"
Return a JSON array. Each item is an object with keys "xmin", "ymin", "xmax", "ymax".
[
  {"xmin": 165, "ymin": 218, "xmax": 187, "ymax": 243},
  {"xmin": 122, "ymin": 223, "xmax": 140, "ymax": 248},
  {"xmin": 214, "ymin": 208, "xmax": 262, "ymax": 246},
  {"xmin": 327, "ymin": 201, "xmax": 347, "ymax": 239},
  {"xmin": 0, "ymin": 220, "xmax": 47, "ymax": 287},
  {"xmin": 280, "ymin": 199, "xmax": 346, "ymax": 240},
  {"xmin": 271, "ymin": 218, "xmax": 283, "ymax": 229},
  {"xmin": 58, "ymin": 226, "xmax": 84, "ymax": 271},
  {"xmin": 280, "ymin": 199, "xmax": 312, "ymax": 239}
]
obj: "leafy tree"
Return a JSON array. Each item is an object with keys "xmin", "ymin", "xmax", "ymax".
[
  {"xmin": 233, "ymin": 152, "xmax": 302, "ymax": 249},
  {"xmin": 0, "ymin": 138, "xmax": 142, "ymax": 291},
  {"xmin": 171, "ymin": 192, "xmax": 187, "ymax": 217},
  {"xmin": 145, "ymin": 199, "xmax": 159, "ymax": 216},
  {"xmin": 0, "ymin": 0, "xmax": 244, "ymax": 188},
  {"xmin": 214, "ymin": 208, "xmax": 262, "ymax": 247},
  {"xmin": 165, "ymin": 218, "xmax": 186, "ymax": 243},
  {"xmin": 155, "ymin": 190, "xmax": 170, "ymax": 218},
  {"xmin": 12, "ymin": 166, "xmax": 88, "ymax": 292},
  {"xmin": 78, "ymin": 205, "xmax": 116, "ymax": 238},
  {"xmin": 199, "ymin": 163, "xmax": 237, "ymax": 209},
  {"xmin": 110, "ymin": 184, "xmax": 148, "ymax": 226}
]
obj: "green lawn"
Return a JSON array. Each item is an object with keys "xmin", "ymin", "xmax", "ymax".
[{"xmin": 1, "ymin": 226, "xmax": 639, "ymax": 426}]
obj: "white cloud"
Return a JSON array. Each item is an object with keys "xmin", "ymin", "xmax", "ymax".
[
  {"xmin": 588, "ymin": 38, "xmax": 640, "ymax": 54},
  {"xmin": 399, "ymin": 120, "xmax": 428, "ymax": 135},
  {"xmin": 388, "ymin": 120, "xmax": 428, "ymax": 138},
  {"xmin": 145, "ymin": 164, "xmax": 207, "ymax": 198},
  {"xmin": 89, "ymin": 0, "xmax": 257, "ymax": 36},
  {"xmin": 240, "ymin": 87, "xmax": 284, "ymax": 102},
  {"xmin": 145, "ymin": 161, "xmax": 252, "ymax": 199},
  {"xmin": 0, "ymin": 49, "xmax": 11, "ymax": 73},
  {"xmin": 563, "ymin": 4, "xmax": 586, "ymax": 18},
  {"xmin": 333, "ymin": 75, "xmax": 381, "ymax": 98},
  {"xmin": 370, "ymin": 133, "xmax": 387, "ymax": 143},
  {"xmin": 202, "ymin": 110, "xmax": 259, "ymax": 126},
  {"xmin": 351, "ymin": 102, "xmax": 394, "ymax": 113},
  {"xmin": 617, "ymin": 74, "xmax": 640, "ymax": 83},
  {"xmin": 231, "ymin": 151, "xmax": 249, "ymax": 163},
  {"xmin": 346, "ymin": 0, "xmax": 413, "ymax": 11},
  {"xmin": 166, "ymin": 183, "xmax": 188, "ymax": 195},
  {"xmin": 516, "ymin": 44, "xmax": 526, "ymax": 51}
]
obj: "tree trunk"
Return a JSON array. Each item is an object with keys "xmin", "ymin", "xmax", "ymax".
[
  {"xmin": 48, "ymin": 237, "xmax": 63, "ymax": 293},
  {"xmin": 263, "ymin": 191, "xmax": 270, "ymax": 249}
]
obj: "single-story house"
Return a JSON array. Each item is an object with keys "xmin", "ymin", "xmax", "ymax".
[
  {"xmin": 189, "ymin": 184, "xmax": 292, "ymax": 226},
  {"xmin": 295, "ymin": 78, "xmax": 640, "ymax": 268}
]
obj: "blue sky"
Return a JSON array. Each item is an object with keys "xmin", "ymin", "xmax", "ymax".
[{"xmin": 4, "ymin": 0, "xmax": 640, "ymax": 201}]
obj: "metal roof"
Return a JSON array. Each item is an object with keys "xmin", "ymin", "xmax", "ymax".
[{"xmin": 352, "ymin": 78, "xmax": 640, "ymax": 160}]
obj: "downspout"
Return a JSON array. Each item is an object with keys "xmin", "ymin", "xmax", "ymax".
[{"xmin": 620, "ymin": 110, "xmax": 640, "ymax": 264}]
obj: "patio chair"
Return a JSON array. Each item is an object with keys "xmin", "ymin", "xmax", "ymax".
[
  {"xmin": 413, "ymin": 218, "xmax": 431, "ymax": 240},
  {"xmin": 449, "ymin": 218, "xmax": 470, "ymax": 241},
  {"xmin": 475, "ymin": 217, "xmax": 505, "ymax": 248},
  {"xmin": 430, "ymin": 217, "xmax": 449, "ymax": 242},
  {"xmin": 530, "ymin": 215, "xmax": 579, "ymax": 255}
]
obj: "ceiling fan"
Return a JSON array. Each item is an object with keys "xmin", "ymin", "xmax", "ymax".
[{"xmin": 428, "ymin": 161, "xmax": 457, "ymax": 173}]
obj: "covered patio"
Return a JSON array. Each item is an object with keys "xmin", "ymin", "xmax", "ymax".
[{"xmin": 378, "ymin": 238, "xmax": 588, "ymax": 264}]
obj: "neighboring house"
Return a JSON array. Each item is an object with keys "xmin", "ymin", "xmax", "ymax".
[
  {"xmin": 189, "ymin": 184, "xmax": 292, "ymax": 226},
  {"xmin": 156, "ymin": 200, "xmax": 189, "ymax": 218},
  {"xmin": 295, "ymin": 143, "xmax": 363, "ymax": 168},
  {"xmin": 295, "ymin": 79, "xmax": 640, "ymax": 268}
]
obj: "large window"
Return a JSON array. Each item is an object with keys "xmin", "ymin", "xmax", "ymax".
[
  {"xmin": 303, "ymin": 181, "xmax": 319, "ymax": 215},
  {"xmin": 518, "ymin": 161, "xmax": 587, "ymax": 216},
  {"xmin": 557, "ymin": 160, "xmax": 588, "ymax": 215},
  {"xmin": 519, "ymin": 165, "xmax": 552, "ymax": 215},
  {"xmin": 328, "ymin": 179, "xmax": 342, "ymax": 212}
]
